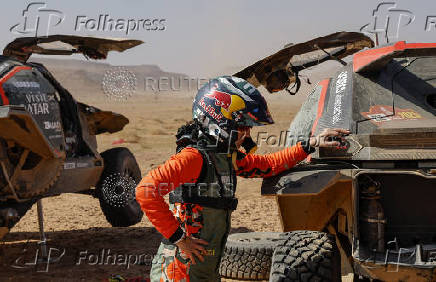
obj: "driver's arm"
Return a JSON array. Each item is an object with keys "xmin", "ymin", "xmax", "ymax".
[
  {"xmin": 235, "ymin": 141, "xmax": 312, "ymax": 178},
  {"xmin": 235, "ymin": 128, "xmax": 350, "ymax": 178},
  {"xmin": 135, "ymin": 147, "xmax": 203, "ymax": 243}
]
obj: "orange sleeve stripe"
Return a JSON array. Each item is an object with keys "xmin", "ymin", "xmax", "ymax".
[
  {"xmin": 135, "ymin": 147, "xmax": 203, "ymax": 239},
  {"xmin": 236, "ymin": 143, "xmax": 308, "ymax": 178}
]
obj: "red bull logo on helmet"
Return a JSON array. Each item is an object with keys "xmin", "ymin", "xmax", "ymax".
[
  {"xmin": 199, "ymin": 97, "xmax": 223, "ymax": 121},
  {"xmin": 204, "ymin": 89, "xmax": 246, "ymax": 120},
  {"xmin": 205, "ymin": 90, "xmax": 232, "ymax": 110}
]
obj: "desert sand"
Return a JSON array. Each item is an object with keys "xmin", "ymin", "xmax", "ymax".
[
  {"xmin": 0, "ymin": 88, "xmax": 307, "ymax": 281},
  {"xmin": 0, "ymin": 57, "xmax": 349, "ymax": 281}
]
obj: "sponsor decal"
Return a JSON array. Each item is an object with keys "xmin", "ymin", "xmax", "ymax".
[
  {"xmin": 25, "ymin": 94, "xmax": 48, "ymax": 103},
  {"xmin": 44, "ymin": 121, "xmax": 61, "ymax": 131},
  {"xmin": 64, "ymin": 162, "xmax": 76, "ymax": 170},
  {"xmin": 332, "ymin": 71, "xmax": 348, "ymax": 125},
  {"xmin": 12, "ymin": 81, "xmax": 40, "ymax": 88},
  {"xmin": 24, "ymin": 94, "xmax": 50, "ymax": 115},
  {"xmin": 199, "ymin": 97, "xmax": 223, "ymax": 122},
  {"xmin": 361, "ymin": 105, "xmax": 422, "ymax": 124},
  {"xmin": 48, "ymin": 134, "xmax": 63, "ymax": 139},
  {"xmin": 218, "ymin": 77, "xmax": 254, "ymax": 101},
  {"xmin": 65, "ymin": 136, "xmax": 76, "ymax": 144},
  {"xmin": 241, "ymin": 80, "xmax": 257, "ymax": 94},
  {"xmin": 205, "ymin": 90, "xmax": 232, "ymax": 110},
  {"xmin": 24, "ymin": 103, "xmax": 49, "ymax": 115},
  {"xmin": 204, "ymin": 88, "xmax": 246, "ymax": 120},
  {"xmin": 47, "ymin": 94, "xmax": 56, "ymax": 101}
]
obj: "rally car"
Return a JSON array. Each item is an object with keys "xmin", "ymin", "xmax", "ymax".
[
  {"xmin": 0, "ymin": 35, "xmax": 144, "ymax": 240},
  {"xmin": 221, "ymin": 33, "xmax": 436, "ymax": 282}
]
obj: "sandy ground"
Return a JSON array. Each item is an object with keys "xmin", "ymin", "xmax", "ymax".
[{"xmin": 0, "ymin": 92, "xmax": 348, "ymax": 281}]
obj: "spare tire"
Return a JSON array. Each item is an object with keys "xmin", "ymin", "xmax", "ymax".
[
  {"xmin": 219, "ymin": 232, "xmax": 288, "ymax": 280},
  {"xmin": 269, "ymin": 230, "xmax": 341, "ymax": 282},
  {"xmin": 96, "ymin": 147, "xmax": 143, "ymax": 227}
]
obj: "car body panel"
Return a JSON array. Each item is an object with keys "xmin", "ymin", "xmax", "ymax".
[
  {"xmin": 285, "ymin": 45, "xmax": 436, "ymax": 161},
  {"xmin": 233, "ymin": 31, "xmax": 373, "ymax": 93},
  {"xmin": 3, "ymin": 34, "xmax": 143, "ymax": 61},
  {"xmin": 262, "ymin": 41, "xmax": 436, "ymax": 280},
  {"xmin": 0, "ymin": 35, "xmax": 142, "ymax": 238}
]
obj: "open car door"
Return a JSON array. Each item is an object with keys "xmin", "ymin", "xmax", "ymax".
[
  {"xmin": 233, "ymin": 31, "xmax": 374, "ymax": 94},
  {"xmin": 3, "ymin": 34, "xmax": 143, "ymax": 62}
]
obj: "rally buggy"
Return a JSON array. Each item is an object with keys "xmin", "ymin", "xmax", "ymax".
[
  {"xmin": 219, "ymin": 32, "xmax": 436, "ymax": 281},
  {"xmin": 0, "ymin": 35, "xmax": 144, "ymax": 241}
]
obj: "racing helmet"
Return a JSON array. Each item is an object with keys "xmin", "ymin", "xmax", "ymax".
[{"xmin": 192, "ymin": 76, "xmax": 274, "ymax": 148}]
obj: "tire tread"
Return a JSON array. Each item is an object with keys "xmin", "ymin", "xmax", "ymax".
[{"xmin": 269, "ymin": 231, "xmax": 340, "ymax": 282}]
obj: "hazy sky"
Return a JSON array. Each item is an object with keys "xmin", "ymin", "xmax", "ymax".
[{"xmin": 2, "ymin": 0, "xmax": 436, "ymax": 76}]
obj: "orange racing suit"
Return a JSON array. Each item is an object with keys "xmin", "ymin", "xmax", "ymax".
[{"xmin": 135, "ymin": 142, "xmax": 309, "ymax": 281}]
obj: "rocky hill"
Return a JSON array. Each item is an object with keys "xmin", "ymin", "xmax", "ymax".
[{"xmin": 29, "ymin": 57, "xmax": 189, "ymax": 98}]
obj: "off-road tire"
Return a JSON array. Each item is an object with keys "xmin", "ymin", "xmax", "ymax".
[
  {"xmin": 269, "ymin": 231, "xmax": 341, "ymax": 282},
  {"xmin": 96, "ymin": 147, "xmax": 143, "ymax": 227},
  {"xmin": 219, "ymin": 232, "xmax": 288, "ymax": 280}
]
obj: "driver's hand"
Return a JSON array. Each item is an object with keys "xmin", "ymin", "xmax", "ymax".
[
  {"xmin": 175, "ymin": 236, "xmax": 209, "ymax": 264},
  {"xmin": 309, "ymin": 128, "xmax": 350, "ymax": 148}
]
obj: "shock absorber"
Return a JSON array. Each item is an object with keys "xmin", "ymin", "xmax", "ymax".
[{"xmin": 359, "ymin": 177, "xmax": 386, "ymax": 253}]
